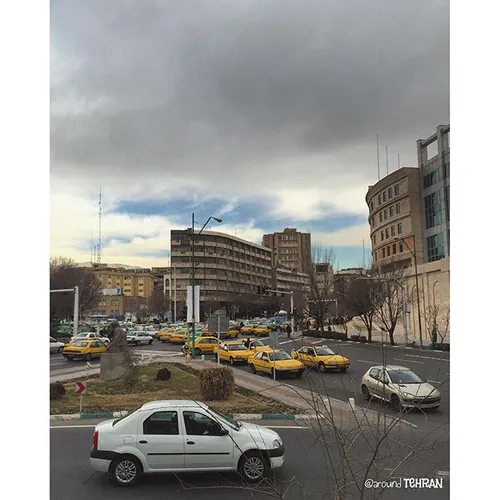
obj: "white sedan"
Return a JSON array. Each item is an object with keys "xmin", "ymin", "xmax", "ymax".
[
  {"xmin": 70, "ymin": 332, "xmax": 110, "ymax": 345},
  {"xmin": 361, "ymin": 365, "xmax": 441, "ymax": 411},
  {"xmin": 126, "ymin": 331, "xmax": 154, "ymax": 345},
  {"xmin": 50, "ymin": 337, "xmax": 65, "ymax": 353},
  {"xmin": 90, "ymin": 400, "xmax": 284, "ymax": 486}
]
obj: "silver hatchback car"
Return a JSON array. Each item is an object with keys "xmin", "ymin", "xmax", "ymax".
[{"xmin": 361, "ymin": 365, "xmax": 440, "ymax": 411}]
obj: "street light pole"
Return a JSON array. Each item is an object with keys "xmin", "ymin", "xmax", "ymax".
[{"xmin": 397, "ymin": 234, "xmax": 423, "ymax": 347}]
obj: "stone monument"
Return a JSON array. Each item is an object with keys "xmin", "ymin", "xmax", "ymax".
[{"xmin": 100, "ymin": 321, "xmax": 133, "ymax": 381}]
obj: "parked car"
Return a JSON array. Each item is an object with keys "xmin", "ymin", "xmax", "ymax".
[
  {"xmin": 361, "ymin": 365, "xmax": 441, "ymax": 411},
  {"xmin": 290, "ymin": 345, "xmax": 350, "ymax": 373},
  {"xmin": 90, "ymin": 400, "xmax": 285, "ymax": 485},
  {"xmin": 50, "ymin": 336, "xmax": 65, "ymax": 354},
  {"xmin": 181, "ymin": 336, "xmax": 219, "ymax": 355},
  {"xmin": 253, "ymin": 324, "xmax": 272, "ymax": 336},
  {"xmin": 215, "ymin": 342, "xmax": 253, "ymax": 365},
  {"xmin": 70, "ymin": 332, "xmax": 110, "ymax": 345},
  {"xmin": 248, "ymin": 350, "xmax": 304, "ymax": 379},
  {"xmin": 241, "ymin": 338, "xmax": 273, "ymax": 354},
  {"xmin": 62, "ymin": 340, "xmax": 107, "ymax": 361},
  {"xmin": 240, "ymin": 325, "xmax": 255, "ymax": 334},
  {"xmin": 126, "ymin": 331, "xmax": 154, "ymax": 346}
]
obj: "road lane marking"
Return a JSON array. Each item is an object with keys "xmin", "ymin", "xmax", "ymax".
[
  {"xmin": 279, "ymin": 339, "xmax": 296, "ymax": 345},
  {"xmin": 312, "ymin": 340, "xmax": 325, "ymax": 345},
  {"xmin": 393, "ymin": 358, "xmax": 424, "ymax": 364},
  {"xmin": 358, "ymin": 360, "xmax": 377, "ymax": 364},
  {"xmin": 404, "ymin": 354, "xmax": 449, "ymax": 362}
]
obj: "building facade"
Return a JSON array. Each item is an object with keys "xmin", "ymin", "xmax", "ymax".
[
  {"xmin": 170, "ymin": 230, "xmax": 273, "ymax": 306},
  {"xmin": 272, "ymin": 266, "xmax": 310, "ymax": 293},
  {"xmin": 262, "ymin": 228, "xmax": 312, "ymax": 274},
  {"xmin": 366, "ymin": 167, "xmax": 424, "ymax": 271},
  {"xmin": 417, "ymin": 124, "xmax": 450, "ymax": 263}
]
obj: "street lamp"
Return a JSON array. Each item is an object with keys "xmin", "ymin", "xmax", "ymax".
[
  {"xmin": 190, "ymin": 213, "xmax": 222, "ymax": 358},
  {"xmin": 395, "ymin": 235, "xmax": 423, "ymax": 347}
]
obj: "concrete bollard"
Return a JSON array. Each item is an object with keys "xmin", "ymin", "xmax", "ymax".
[{"xmin": 201, "ymin": 355, "xmax": 205, "ymax": 361}]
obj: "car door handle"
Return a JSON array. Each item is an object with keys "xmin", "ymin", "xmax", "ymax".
[
  {"xmin": 186, "ymin": 441, "xmax": 195, "ymax": 445},
  {"xmin": 139, "ymin": 440, "xmax": 148, "ymax": 444}
]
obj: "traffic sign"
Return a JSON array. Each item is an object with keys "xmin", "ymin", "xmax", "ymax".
[{"xmin": 75, "ymin": 381, "xmax": 86, "ymax": 395}]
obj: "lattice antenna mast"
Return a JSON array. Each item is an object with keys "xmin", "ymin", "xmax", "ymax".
[{"xmin": 97, "ymin": 188, "xmax": 102, "ymax": 264}]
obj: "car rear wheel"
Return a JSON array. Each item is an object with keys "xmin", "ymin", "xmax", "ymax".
[
  {"xmin": 65, "ymin": 356, "xmax": 73, "ymax": 361},
  {"xmin": 238, "ymin": 450, "xmax": 269, "ymax": 483},
  {"xmin": 85, "ymin": 353, "xmax": 92, "ymax": 361},
  {"xmin": 318, "ymin": 362, "xmax": 326, "ymax": 373},
  {"xmin": 361, "ymin": 384, "xmax": 371, "ymax": 400},
  {"xmin": 194, "ymin": 348, "xmax": 201, "ymax": 356},
  {"xmin": 296, "ymin": 369, "xmax": 304, "ymax": 378},
  {"xmin": 249, "ymin": 363, "xmax": 256, "ymax": 374},
  {"xmin": 339, "ymin": 367, "xmax": 347, "ymax": 373},
  {"xmin": 109, "ymin": 455, "xmax": 142, "ymax": 486},
  {"xmin": 148, "ymin": 339, "xmax": 153, "ymax": 345}
]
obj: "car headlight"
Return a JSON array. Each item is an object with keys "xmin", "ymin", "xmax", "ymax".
[{"xmin": 272, "ymin": 438, "xmax": 282, "ymax": 449}]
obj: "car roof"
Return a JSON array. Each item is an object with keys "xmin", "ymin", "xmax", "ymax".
[{"xmin": 140, "ymin": 400, "xmax": 208, "ymax": 410}]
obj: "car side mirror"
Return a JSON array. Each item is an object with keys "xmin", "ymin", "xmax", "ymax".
[{"xmin": 218, "ymin": 428, "xmax": 229, "ymax": 436}]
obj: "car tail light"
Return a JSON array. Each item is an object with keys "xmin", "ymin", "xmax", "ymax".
[{"xmin": 92, "ymin": 430, "xmax": 99, "ymax": 450}]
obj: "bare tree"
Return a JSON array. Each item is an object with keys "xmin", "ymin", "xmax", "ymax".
[
  {"xmin": 345, "ymin": 273, "xmax": 382, "ymax": 342},
  {"xmin": 147, "ymin": 289, "xmax": 169, "ymax": 321},
  {"xmin": 50, "ymin": 257, "xmax": 101, "ymax": 326},
  {"xmin": 302, "ymin": 246, "xmax": 338, "ymax": 332},
  {"xmin": 372, "ymin": 267, "xmax": 409, "ymax": 346},
  {"xmin": 424, "ymin": 304, "xmax": 450, "ymax": 345}
]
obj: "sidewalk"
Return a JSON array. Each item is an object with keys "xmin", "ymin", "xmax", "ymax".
[{"xmin": 185, "ymin": 359, "xmax": 407, "ymax": 429}]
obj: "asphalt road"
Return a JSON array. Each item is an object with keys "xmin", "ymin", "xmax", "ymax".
[{"xmin": 50, "ymin": 422, "xmax": 449, "ymax": 500}]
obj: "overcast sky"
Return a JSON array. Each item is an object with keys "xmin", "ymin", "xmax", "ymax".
[{"xmin": 50, "ymin": 0, "xmax": 449, "ymax": 269}]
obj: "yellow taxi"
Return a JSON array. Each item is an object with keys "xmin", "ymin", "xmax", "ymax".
[
  {"xmin": 62, "ymin": 339, "xmax": 107, "ymax": 361},
  {"xmin": 248, "ymin": 349, "xmax": 304, "ymax": 379},
  {"xmin": 290, "ymin": 345, "xmax": 350, "ymax": 373},
  {"xmin": 241, "ymin": 338, "xmax": 273, "ymax": 354},
  {"xmin": 215, "ymin": 341, "xmax": 253, "ymax": 365},
  {"xmin": 240, "ymin": 324, "xmax": 255, "ymax": 334},
  {"xmin": 253, "ymin": 324, "xmax": 272, "ymax": 336},
  {"xmin": 200, "ymin": 328, "xmax": 239, "ymax": 339},
  {"xmin": 182, "ymin": 336, "xmax": 220, "ymax": 355},
  {"xmin": 159, "ymin": 328, "xmax": 187, "ymax": 343}
]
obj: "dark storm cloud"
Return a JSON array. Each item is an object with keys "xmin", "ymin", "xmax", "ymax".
[{"xmin": 51, "ymin": 0, "xmax": 449, "ymax": 185}]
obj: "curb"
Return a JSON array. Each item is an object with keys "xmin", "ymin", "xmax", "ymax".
[{"xmin": 49, "ymin": 411, "xmax": 320, "ymax": 422}]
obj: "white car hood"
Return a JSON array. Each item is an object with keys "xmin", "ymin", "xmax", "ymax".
[
  {"xmin": 395, "ymin": 382, "xmax": 439, "ymax": 397},
  {"xmin": 235, "ymin": 422, "xmax": 280, "ymax": 448}
]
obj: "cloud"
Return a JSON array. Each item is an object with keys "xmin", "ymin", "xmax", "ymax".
[{"xmin": 50, "ymin": 0, "xmax": 449, "ymax": 268}]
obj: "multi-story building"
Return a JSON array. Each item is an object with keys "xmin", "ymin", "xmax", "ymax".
[
  {"xmin": 272, "ymin": 266, "xmax": 310, "ymax": 293},
  {"xmin": 170, "ymin": 230, "xmax": 273, "ymax": 307},
  {"xmin": 366, "ymin": 167, "xmax": 424, "ymax": 271},
  {"xmin": 262, "ymin": 228, "xmax": 312, "ymax": 274},
  {"xmin": 91, "ymin": 295, "xmax": 149, "ymax": 318},
  {"xmin": 86, "ymin": 264, "xmax": 155, "ymax": 298},
  {"xmin": 151, "ymin": 266, "xmax": 170, "ymax": 295},
  {"xmin": 417, "ymin": 124, "xmax": 450, "ymax": 263}
]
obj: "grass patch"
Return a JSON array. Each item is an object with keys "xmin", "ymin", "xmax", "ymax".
[{"xmin": 50, "ymin": 363, "xmax": 303, "ymax": 415}]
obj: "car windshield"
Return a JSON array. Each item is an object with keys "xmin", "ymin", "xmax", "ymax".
[
  {"xmin": 269, "ymin": 351, "xmax": 292, "ymax": 361},
  {"xmin": 252, "ymin": 340, "xmax": 264, "ymax": 346},
  {"xmin": 388, "ymin": 370, "xmax": 425, "ymax": 384},
  {"xmin": 316, "ymin": 347, "xmax": 336, "ymax": 356},
  {"xmin": 229, "ymin": 345, "xmax": 248, "ymax": 351},
  {"xmin": 71, "ymin": 341, "xmax": 89, "ymax": 347},
  {"xmin": 208, "ymin": 407, "xmax": 240, "ymax": 430}
]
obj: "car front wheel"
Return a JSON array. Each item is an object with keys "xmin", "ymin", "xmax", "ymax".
[
  {"xmin": 390, "ymin": 394, "xmax": 402, "ymax": 411},
  {"xmin": 149, "ymin": 339, "xmax": 153, "ymax": 345},
  {"xmin": 318, "ymin": 362, "xmax": 325, "ymax": 373},
  {"xmin": 57, "ymin": 346, "xmax": 63, "ymax": 353},
  {"xmin": 229, "ymin": 357, "xmax": 235, "ymax": 365},
  {"xmin": 361, "ymin": 384, "xmax": 371, "ymax": 400},
  {"xmin": 85, "ymin": 353, "xmax": 92, "ymax": 361},
  {"xmin": 249, "ymin": 363, "xmax": 256, "ymax": 374},
  {"xmin": 239, "ymin": 450, "xmax": 269, "ymax": 483},
  {"xmin": 109, "ymin": 455, "xmax": 142, "ymax": 486}
]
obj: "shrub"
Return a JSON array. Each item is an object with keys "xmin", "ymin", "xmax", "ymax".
[
  {"xmin": 199, "ymin": 367, "xmax": 234, "ymax": 401},
  {"xmin": 350, "ymin": 335, "xmax": 360, "ymax": 342},
  {"xmin": 431, "ymin": 343, "xmax": 450, "ymax": 352},
  {"xmin": 50, "ymin": 381, "xmax": 66, "ymax": 400},
  {"xmin": 301, "ymin": 330, "xmax": 348, "ymax": 341},
  {"xmin": 156, "ymin": 367, "xmax": 171, "ymax": 381}
]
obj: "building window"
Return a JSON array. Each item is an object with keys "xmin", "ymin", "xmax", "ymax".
[
  {"xmin": 388, "ymin": 187, "xmax": 393, "ymax": 199},
  {"xmin": 381, "ymin": 231, "xmax": 384, "ymax": 241},
  {"xmin": 383, "ymin": 191, "xmax": 386, "ymax": 202},
  {"xmin": 394, "ymin": 184, "xmax": 400, "ymax": 196},
  {"xmin": 391, "ymin": 226, "xmax": 395, "ymax": 237},
  {"xmin": 424, "ymin": 192, "xmax": 441, "ymax": 229},
  {"xmin": 387, "ymin": 246, "xmax": 391, "ymax": 256},
  {"xmin": 396, "ymin": 203, "xmax": 401, "ymax": 214},
  {"xmin": 443, "ymin": 162, "xmax": 449, "ymax": 178},
  {"xmin": 378, "ymin": 194, "xmax": 382, "ymax": 205},
  {"xmin": 423, "ymin": 170, "xmax": 439, "ymax": 189},
  {"xmin": 397, "ymin": 223, "xmax": 402, "ymax": 234},
  {"xmin": 370, "ymin": 200, "xmax": 374, "ymax": 211},
  {"xmin": 389, "ymin": 206, "xmax": 394, "ymax": 217},
  {"xmin": 379, "ymin": 212, "xmax": 383, "ymax": 223},
  {"xmin": 374, "ymin": 251, "xmax": 378, "ymax": 261},
  {"xmin": 385, "ymin": 228, "xmax": 389, "ymax": 239},
  {"xmin": 399, "ymin": 241, "xmax": 404, "ymax": 253},
  {"xmin": 392, "ymin": 243, "xmax": 396, "ymax": 255},
  {"xmin": 444, "ymin": 185, "xmax": 450, "ymax": 221},
  {"xmin": 382, "ymin": 248, "xmax": 386, "ymax": 258},
  {"xmin": 384, "ymin": 209, "xmax": 387, "ymax": 220},
  {"xmin": 427, "ymin": 233, "xmax": 445, "ymax": 262},
  {"xmin": 373, "ymin": 234, "xmax": 376, "ymax": 245}
]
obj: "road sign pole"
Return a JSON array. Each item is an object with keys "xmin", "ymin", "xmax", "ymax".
[
  {"xmin": 290, "ymin": 292, "xmax": 294, "ymax": 335},
  {"xmin": 73, "ymin": 286, "xmax": 79, "ymax": 339},
  {"xmin": 217, "ymin": 314, "xmax": 221, "ymax": 366},
  {"xmin": 80, "ymin": 393, "xmax": 83, "ymax": 413}
]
